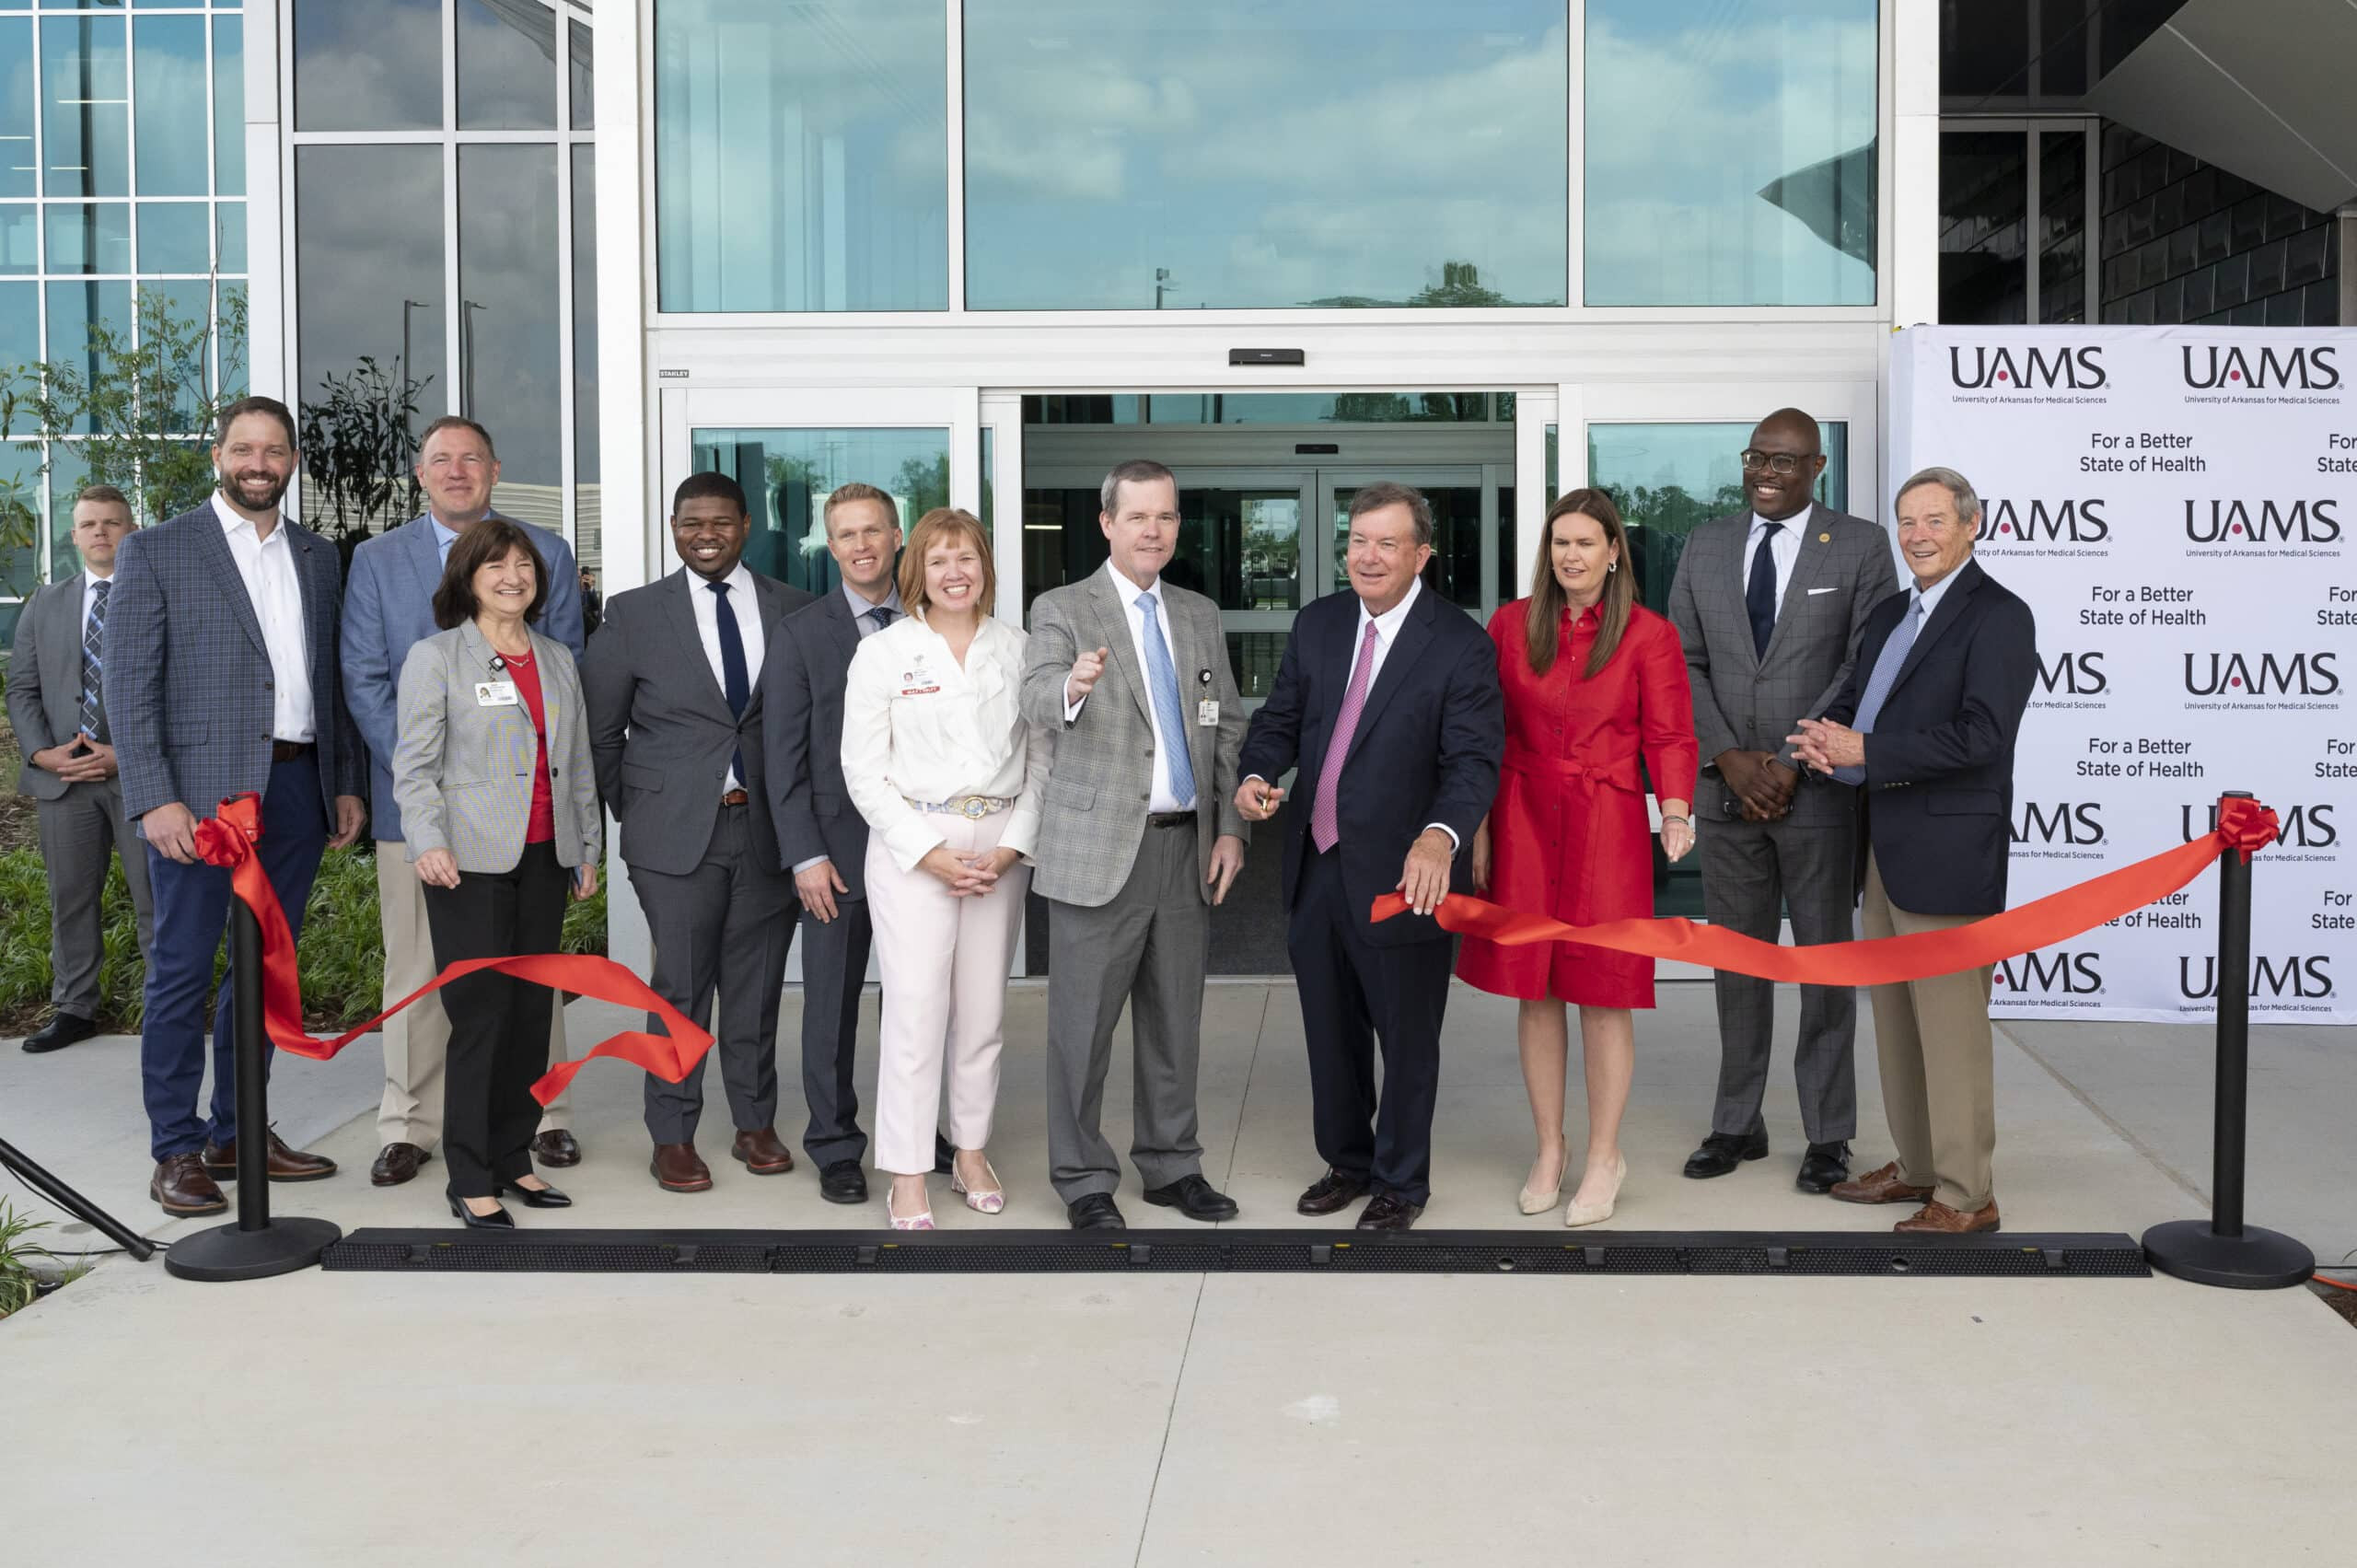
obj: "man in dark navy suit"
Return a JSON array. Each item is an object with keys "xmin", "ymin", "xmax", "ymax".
[
  {"xmin": 1792, "ymin": 464, "xmax": 2036, "ymax": 1236},
  {"xmin": 1236, "ymin": 482, "xmax": 1503, "ymax": 1230}
]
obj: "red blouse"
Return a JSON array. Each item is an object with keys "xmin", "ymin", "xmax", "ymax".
[{"xmin": 505, "ymin": 647, "xmax": 556, "ymax": 846}]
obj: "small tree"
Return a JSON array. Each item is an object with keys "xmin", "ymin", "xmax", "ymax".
[{"xmin": 297, "ymin": 355, "xmax": 433, "ymax": 548}]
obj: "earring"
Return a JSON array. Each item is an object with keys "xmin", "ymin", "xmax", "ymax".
[{"xmin": 1608, "ymin": 561, "xmax": 1619, "ymax": 573}]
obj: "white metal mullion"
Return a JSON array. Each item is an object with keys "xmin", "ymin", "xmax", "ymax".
[
  {"xmin": 29, "ymin": 11, "xmax": 49, "ymax": 583},
  {"xmin": 2026, "ymin": 128, "xmax": 2041, "ymax": 323},
  {"xmin": 441, "ymin": 0, "xmax": 459, "ymax": 421},
  {"xmin": 1563, "ymin": 0, "xmax": 1583, "ymax": 309},
  {"xmin": 555, "ymin": 152, "xmax": 575, "ymax": 548},
  {"xmin": 944, "ymin": 0, "xmax": 964, "ymax": 315},
  {"xmin": 2084, "ymin": 123, "xmax": 2101, "ymax": 322},
  {"xmin": 203, "ymin": 7, "xmax": 219, "ymax": 399}
]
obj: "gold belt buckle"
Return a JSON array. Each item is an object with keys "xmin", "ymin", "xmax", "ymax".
[{"xmin": 960, "ymin": 796, "xmax": 987, "ymax": 819}]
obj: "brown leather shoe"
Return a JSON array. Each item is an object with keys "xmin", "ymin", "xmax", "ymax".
[
  {"xmin": 370, "ymin": 1142, "xmax": 430, "ymax": 1187},
  {"xmin": 1894, "ymin": 1199, "xmax": 2001, "ymax": 1234},
  {"xmin": 150, "ymin": 1153, "xmax": 227, "ymax": 1216},
  {"xmin": 1829, "ymin": 1160, "xmax": 1934, "ymax": 1206},
  {"xmin": 203, "ymin": 1128, "xmax": 337, "ymax": 1182},
  {"xmin": 651, "ymin": 1142, "xmax": 714, "ymax": 1192},
  {"xmin": 531, "ymin": 1129, "xmax": 581, "ymax": 1167},
  {"xmin": 730, "ymin": 1126, "xmax": 795, "ymax": 1175}
]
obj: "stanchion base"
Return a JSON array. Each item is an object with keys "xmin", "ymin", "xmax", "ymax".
[
  {"xmin": 164, "ymin": 1216, "xmax": 343, "ymax": 1283},
  {"xmin": 2141, "ymin": 1220, "xmax": 2314, "ymax": 1290}
]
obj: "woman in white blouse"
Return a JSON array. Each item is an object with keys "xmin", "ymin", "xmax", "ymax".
[{"xmin": 841, "ymin": 506, "xmax": 1049, "ymax": 1230}]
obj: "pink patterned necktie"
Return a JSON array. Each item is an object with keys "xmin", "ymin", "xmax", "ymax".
[{"xmin": 1311, "ymin": 621, "xmax": 1381, "ymax": 852}]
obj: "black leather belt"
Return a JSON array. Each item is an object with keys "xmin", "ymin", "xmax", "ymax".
[
  {"xmin": 271, "ymin": 740, "xmax": 315, "ymax": 762},
  {"xmin": 1148, "ymin": 811, "xmax": 1195, "ymax": 829}
]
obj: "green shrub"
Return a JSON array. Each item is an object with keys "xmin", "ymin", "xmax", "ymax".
[{"xmin": 0, "ymin": 1199, "xmax": 58, "ymax": 1318}]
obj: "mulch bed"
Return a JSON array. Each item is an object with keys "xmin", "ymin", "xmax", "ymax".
[{"xmin": 2316, "ymin": 1282, "xmax": 2357, "ymax": 1330}]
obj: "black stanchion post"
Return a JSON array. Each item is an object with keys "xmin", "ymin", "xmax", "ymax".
[
  {"xmin": 2142, "ymin": 790, "xmax": 2314, "ymax": 1289},
  {"xmin": 164, "ymin": 900, "xmax": 343, "ymax": 1282}
]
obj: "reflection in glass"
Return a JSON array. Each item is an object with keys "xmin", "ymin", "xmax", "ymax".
[
  {"xmin": 0, "ymin": 438, "xmax": 36, "ymax": 598},
  {"xmin": 216, "ymin": 277, "xmax": 246, "ymax": 400},
  {"xmin": 134, "ymin": 15, "xmax": 207, "ymax": 195},
  {"xmin": 43, "ymin": 437, "xmax": 83, "ymax": 571},
  {"xmin": 458, "ymin": 0, "xmax": 556, "ymax": 132},
  {"xmin": 294, "ymin": 145, "xmax": 445, "ymax": 457},
  {"xmin": 1585, "ymin": 0, "xmax": 1876, "ymax": 306},
  {"xmin": 570, "ymin": 145, "xmax": 598, "ymax": 567},
  {"xmin": 145, "ymin": 276, "xmax": 212, "ymax": 430},
  {"xmin": 0, "ymin": 282, "xmax": 35, "ymax": 432},
  {"xmin": 1224, "ymin": 633, "xmax": 1289, "ymax": 703},
  {"xmin": 1333, "ymin": 486, "xmax": 1483, "ymax": 613},
  {"xmin": 0, "ymin": 203, "xmax": 31, "ymax": 273},
  {"xmin": 458, "ymin": 145, "xmax": 560, "ymax": 524},
  {"xmin": 46, "ymin": 282, "xmax": 132, "ymax": 411},
  {"xmin": 964, "ymin": 0, "xmax": 1566, "ymax": 310},
  {"xmin": 2038, "ymin": 128, "xmax": 2087, "ymax": 323},
  {"xmin": 44, "ymin": 202, "xmax": 129, "ymax": 273},
  {"xmin": 1497, "ymin": 485, "xmax": 1517, "ymax": 603},
  {"xmin": 293, "ymin": 0, "xmax": 440, "ymax": 134},
  {"xmin": 212, "ymin": 15, "xmax": 242, "ymax": 195},
  {"xmin": 137, "ymin": 201, "xmax": 209, "ymax": 273},
  {"xmin": 1, "ymin": 21, "xmax": 32, "ymax": 200},
  {"xmin": 656, "ymin": 0, "xmax": 947, "ymax": 312},
  {"xmin": 215, "ymin": 199, "xmax": 244, "ymax": 273},
  {"xmin": 568, "ymin": 19, "xmax": 592, "ymax": 131},
  {"xmin": 691, "ymin": 426, "xmax": 950, "ymax": 596},
  {"xmin": 1021, "ymin": 488, "xmax": 1104, "ymax": 612},
  {"xmin": 42, "ymin": 15, "xmax": 130, "ymax": 197},
  {"xmin": 1939, "ymin": 130, "xmax": 2027, "ymax": 324}
]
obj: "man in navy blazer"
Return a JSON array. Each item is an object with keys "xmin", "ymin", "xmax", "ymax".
[
  {"xmin": 1236, "ymin": 482, "xmax": 1503, "ymax": 1230},
  {"xmin": 1792, "ymin": 465, "xmax": 2037, "ymax": 1236},
  {"xmin": 105, "ymin": 397, "xmax": 369, "ymax": 1216},
  {"xmin": 342, "ymin": 415, "xmax": 586, "ymax": 1188}
]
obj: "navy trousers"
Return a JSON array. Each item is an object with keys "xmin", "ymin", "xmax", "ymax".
[{"xmin": 140, "ymin": 754, "xmax": 330, "ymax": 1160}]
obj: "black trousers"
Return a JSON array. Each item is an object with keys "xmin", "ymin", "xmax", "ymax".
[
  {"xmin": 1286, "ymin": 846, "xmax": 1454, "ymax": 1204},
  {"xmin": 424, "ymin": 842, "xmax": 569, "ymax": 1199}
]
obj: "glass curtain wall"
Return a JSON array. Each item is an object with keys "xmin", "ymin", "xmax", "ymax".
[
  {"xmin": 288, "ymin": 0, "xmax": 598, "ymax": 567},
  {"xmin": 0, "ymin": 2, "xmax": 247, "ymax": 640}
]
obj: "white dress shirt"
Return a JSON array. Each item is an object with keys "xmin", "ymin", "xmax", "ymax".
[
  {"xmin": 1062, "ymin": 560, "xmax": 1196, "ymax": 813},
  {"xmin": 682, "ymin": 562, "xmax": 765, "ymax": 793},
  {"xmin": 1741, "ymin": 504, "xmax": 1808, "ymax": 614},
  {"xmin": 80, "ymin": 568, "xmax": 114, "ymax": 639},
  {"xmin": 211, "ymin": 493, "xmax": 314, "ymax": 742},
  {"xmin": 841, "ymin": 610, "xmax": 1050, "ymax": 872}
]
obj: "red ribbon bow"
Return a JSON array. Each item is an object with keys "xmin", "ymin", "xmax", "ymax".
[
  {"xmin": 196, "ymin": 794, "xmax": 714, "ymax": 1106},
  {"xmin": 1371, "ymin": 793, "xmax": 2280, "ymax": 988}
]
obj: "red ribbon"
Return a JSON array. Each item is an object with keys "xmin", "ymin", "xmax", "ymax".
[
  {"xmin": 195, "ymin": 794, "xmax": 714, "ymax": 1107},
  {"xmin": 1371, "ymin": 796, "xmax": 2280, "ymax": 987}
]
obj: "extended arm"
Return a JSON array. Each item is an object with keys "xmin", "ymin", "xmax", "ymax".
[
  {"xmin": 7, "ymin": 593, "xmax": 53, "ymax": 754},
  {"xmin": 577, "ymin": 591, "xmax": 634, "ymax": 807},
  {"xmin": 1665, "ymin": 545, "xmax": 1739, "ymax": 766},
  {"xmin": 102, "ymin": 533, "xmax": 177, "ymax": 820},
  {"xmin": 759, "ymin": 626, "xmax": 828, "ymax": 872},
  {"xmin": 389, "ymin": 641, "xmax": 452, "ymax": 858}
]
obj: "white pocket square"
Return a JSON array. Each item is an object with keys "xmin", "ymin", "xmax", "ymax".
[{"xmin": 1806, "ymin": 587, "xmax": 1838, "ymax": 595}]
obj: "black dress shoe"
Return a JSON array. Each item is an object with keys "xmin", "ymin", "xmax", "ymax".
[
  {"xmin": 531, "ymin": 1129, "xmax": 581, "ymax": 1167},
  {"xmin": 499, "ymin": 1181, "xmax": 572, "ymax": 1209},
  {"xmin": 1681, "ymin": 1130, "xmax": 1770, "ymax": 1179},
  {"xmin": 22, "ymin": 1011, "xmax": 99, "ymax": 1053},
  {"xmin": 448, "ymin": 1195, "xmax": 515, "ymax": 1229},
  {"xmin": 1066, "ymin": 1192, "xmax": 1127, "ymax": 1230},
  {"xmin": 1295, "ymin": 1168, "xmax": 1372, "ymax": 1216},
  {"xmin": 819, "ymin": 1160, "xmax": 869, "ymax": 1204},
  {"xmin": 1143, "ymin": 1174, "xmax": 1239, "ymax": 1223},
  {"xmin": 371, "ymin": 1142, "xmax": 430, "ymax": 1187},
  {"xmin": 1794, "ymin": 1140, "xmax": 1852, "ymax": 1194},
  {"xmin": 1355, "ymin": 1193, "xmax": 1424, "ymax": 1231}
]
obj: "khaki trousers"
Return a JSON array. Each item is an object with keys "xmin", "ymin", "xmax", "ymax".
[
  {"xmin": 1859, "ymin": 853, "xmax": 1996, "ymax": 1211},
  {"xmin": 376, "ymin": 846, "xmax": 572, "ymax": 1150}
]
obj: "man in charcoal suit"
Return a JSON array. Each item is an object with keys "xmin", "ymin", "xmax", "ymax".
[{"xmin": 1665, "ymin": 408, "xmax": 1898, "ymax": 1195}]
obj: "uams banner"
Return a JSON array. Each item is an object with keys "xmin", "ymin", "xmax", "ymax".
[{"xmin": 1890, "ymin": 327, "xmax": 2355, "ymax": 1026}]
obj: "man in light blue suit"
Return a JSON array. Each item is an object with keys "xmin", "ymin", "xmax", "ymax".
[{"xmin": 342, "ymin": 415, "xmax": 586, "ymax": 1188}]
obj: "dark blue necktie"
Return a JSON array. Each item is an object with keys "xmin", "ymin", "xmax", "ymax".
[
  {"xmin": 711, "ymin": 580, "xmax": 749, "ymax": 784},
  {"xmin": 1745, "ymin": 522, "xmax": 1783, "ymax": 658}
]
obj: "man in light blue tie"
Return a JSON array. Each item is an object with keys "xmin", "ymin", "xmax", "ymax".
[{"xmin": 1019, "ymin": 459, "xmax": 1250, "ymax": 1230}]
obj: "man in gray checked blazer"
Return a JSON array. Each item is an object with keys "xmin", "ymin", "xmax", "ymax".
[
  {"xmin": 8, "ymin": 484, "xmax": 154, "ymax": 1054},
  {"xmin": 1019, "ymin": 459, "xmax": 1248, "ymax": 1231},
  {"xmin": 105, "ymin": 397, "xmax": 369, "ymax": 1216},
  {"xmin": 583, "ymin": 470, "xmax": 813, "ymax": 1195},
  {"xmin": 1664, "ymin": 408, "xmax": 1898, "ymax": 1196}
]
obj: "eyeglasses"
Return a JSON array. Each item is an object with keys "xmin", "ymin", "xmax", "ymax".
[{"xmin": 1738, "ymin": 449, "xmax": 1810, "ymax": 476}]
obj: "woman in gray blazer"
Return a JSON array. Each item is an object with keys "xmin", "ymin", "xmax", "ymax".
[{"xmin": 393, "ymin": 518, "xmax": 601, "ymax": 1228}]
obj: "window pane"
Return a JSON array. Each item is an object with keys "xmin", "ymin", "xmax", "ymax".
[
  {"xmin": 294, "ymin": 145, "xmax": 444, "ymax": 465},
  {"xmin": 0, "ymin": 20, "xmax": 34, "ymax": 199},
  {"xmin": 134, "ymin": 14, "xmax": 207, "ymax": 195},
  {"xmin": 691, "ymin": 427, "xmax": 949, "ymax": 594},
  {"xmin": 215, "ymin": 197, "xmax": 243, "ymax": 272},
  {"xmin": 141, "ymin": 276, "xmax": 212, "ymax": 432},
  {"xmin": 458, "ymin": 0, "xmax": 556, "ymax": 132},
  {"xmin": 0, "ymin": 202, "xmax": 33, "ymax": 272},
  {"xmin": 655, "ymin": 0, "xmax": 947, "ymax": 312},
  {"xmin": 2038, "ymin": 128, "xmax": 2087, "ymax": 323},
  {"xmin": 136, "ymin": 200, "xmax": 207, "ymax": 272},
  {"xmin": 1940, "ymin": 130, "xmax": 2028, "ymax": 324},
  {"xmin": 0, "ymin": 281, "xmax": 36, "ymax": 432},
  {"xmin": 44, "ymin": 437, "xmax": 81, "ymax": 572},
  {"xmin": 46, "ymin": 280, "xmax": 132, "ymax": 434},
  {"xmin": 45, "ymin": 201, "xmax": 131, "ymax": 273},
  {"xmin": 571, "ymin": 144, "xmax": 598, "ymax": 570},
  {"xmin": 457, "ymin": 145, "xmax": 559, "ymax": 519},
  {"xmin": 1585, "ymin": 0, "xmax": 1876, "ymax": 306},
  {"xmin": 41, "ymin": 15, "xmax": 130, "ymax": 197},
  {"xmin": 216, "ymin": 275, "xmax": 244, "ymax": 395},
  {"xmin": 568, "ymin": 19, "xmax": 592, "ymax": 131},
  {"xmin": 211, "ymin": 14, "xmax": 240, "ymax": 195},
  {"xmin": 965, "ymin": 0, "xmax": 1567, "ymax": 310},
  {"xmin": 293, "ymin": 0, "xmax": 440, "ymax": 133},
  {"xmin": 0, "ymin": 440, "xmax": 37, "ymax": 600}
]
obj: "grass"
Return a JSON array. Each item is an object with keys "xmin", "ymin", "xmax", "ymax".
[{"xmin": 0, "ymin": 1199, "xmax": 63, "ymax": 1318}]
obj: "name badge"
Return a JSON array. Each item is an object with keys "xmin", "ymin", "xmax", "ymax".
[
  {"xmin": 475, "ymin": 680, "xmax": 520, "ymax": 707},
  {"xmin": 1197, "ymin": 700, "xmax": 1219, "ymax": 726}
]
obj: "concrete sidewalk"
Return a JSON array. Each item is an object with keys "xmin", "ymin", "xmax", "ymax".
[{"xmin": 3, "ymin": 981, "xmax": 2351, "ymax": 1566}]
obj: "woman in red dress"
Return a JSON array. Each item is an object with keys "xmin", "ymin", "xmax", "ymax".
[{"xmin": 1459, "ymin": 489, "xmax": 1698, "ymax": 1227}]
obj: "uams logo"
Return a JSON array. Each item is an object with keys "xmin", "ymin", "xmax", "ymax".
[
  {"xmin": 2181, "ymin": 801, "xmax": 2337, "ymax": 848},
  {"xmin": 2180, "ymin": 344, "xmax": 2341, "ymax": 391},
  {"xmin": 1979, "ymin": 498, "xmax": 2107, "ymax": 545},
  {"xmin": 2183, "ymin": 498, "xmax": 2341, "ymax": 544},
  {"xmin": 2177, "ymin": 956, "xmax": 2336, "ymax": 1000},
  {"xmin": 1948, "ymin": 345, "xmax": 2107, "ymax": 390},
  {"xmin": 2036, "ymin": 650, "xmax": 2107, "ymax": 696},
  {"xmin": 2013, "ymin": 801, "xmax": 2105, "ymax": 846},
  {"xmin": 2182, "ymin": 651, "xmax": 2340, "ymax": 696},
  {"xmin": 1994, "ymin": 951, "xmax": 2102, "ymax": 993}
]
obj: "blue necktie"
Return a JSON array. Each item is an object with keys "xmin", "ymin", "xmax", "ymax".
[
  {"xmin": 711, "ymin": 580, "xmax": 749, "ymax": 784},
  {"xmin": 1832, "ymin": 597, "xmax": 1922, "ymax": 785},
  {"xmin": 80, "ymin": 578, "xmax": 110, "ymax": 743},
  {"xmin": 1137, "ymin": 592, "xmax": 1197, "ymax": 807},
  {"xmin": 1745, "ymin": 522, "xmax": 1782, "ymax": 658}
]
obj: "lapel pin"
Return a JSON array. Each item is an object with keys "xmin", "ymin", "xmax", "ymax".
[{"xmin": 1818, "ymin": 532, "xmax": 1830, "ymax": 542}]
